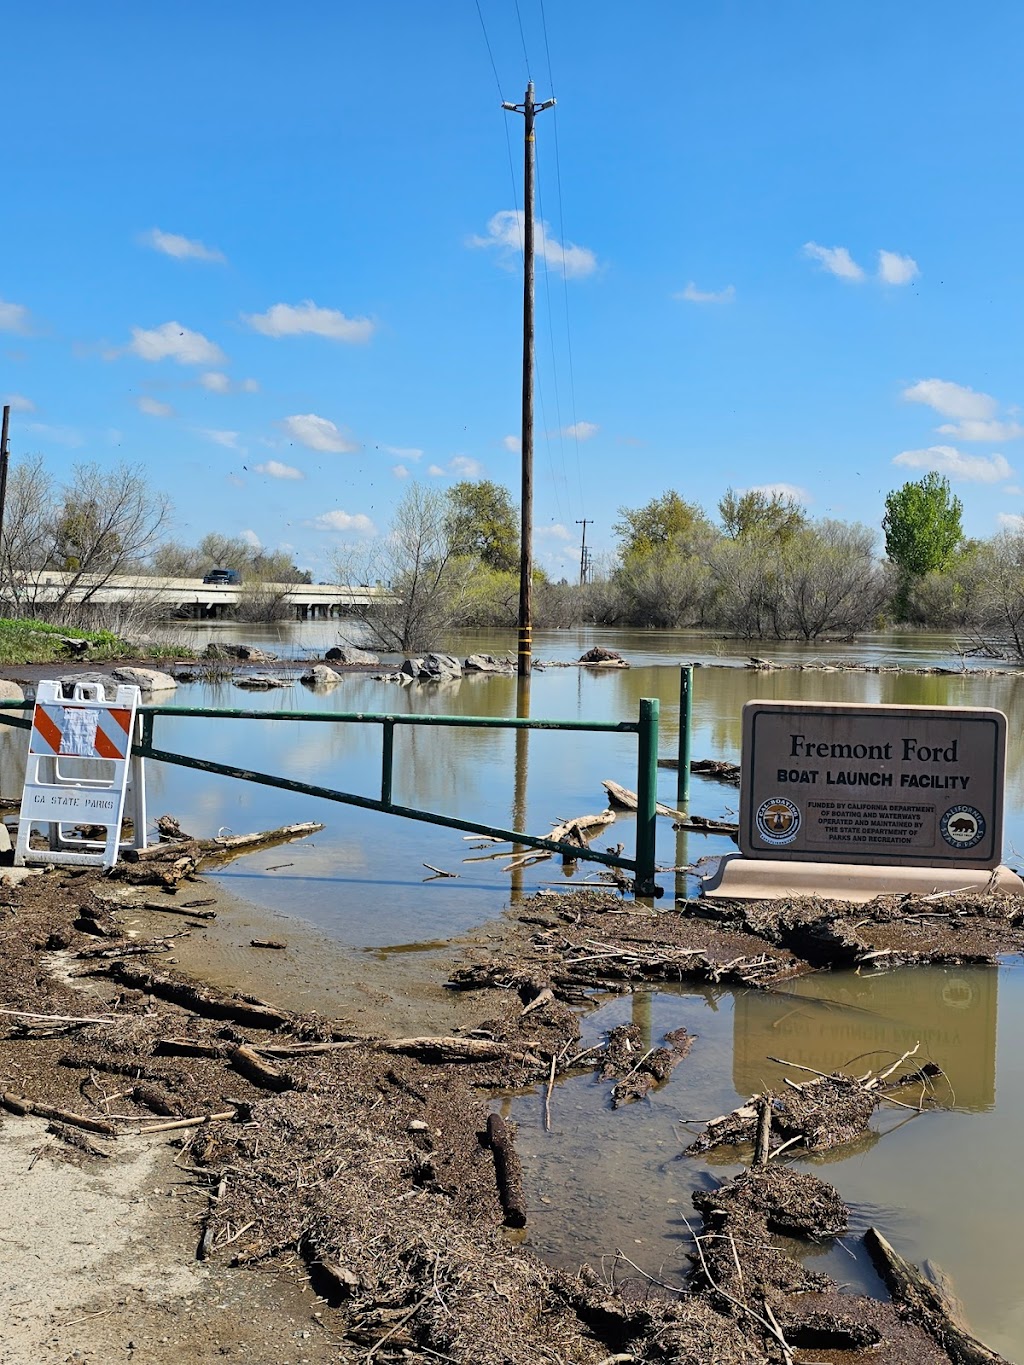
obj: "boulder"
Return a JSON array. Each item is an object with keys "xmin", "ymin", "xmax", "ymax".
[
  {"xmin": 112, "ymin": 667, "xmax": 177, "ymax": 693},
  {"xmin": 204, "ymin": 643, "xmax": 278, "ymax": 663},
  {"xmin": 423, "ymin": 653, "xmax": 462, "ymax": 680},
  {"xmin": 399, "ymin": 657, "xmax": 425, "ymax": 679},
  {"xmin": 57, "ymin": 672, "xmax": 118, "ymax": 697},
  {"xmin": 325, "ymin": 646, "xmax": 379, "ymax": 666},
  {"xmin": 301, "ymin": 664, "xmax": 342, "ymax": 689},
  {"xmin": 464, "ymin": 654, "xmax": 505, "ymax": 673},
  {"xmin": 0, "ymin": 681, "xmax": 25, "ymax": 703}
]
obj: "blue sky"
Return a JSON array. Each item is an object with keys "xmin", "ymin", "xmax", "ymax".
[{"xmin": 4, "ymin": 1, "xmax": 1024, "ymax": 579}]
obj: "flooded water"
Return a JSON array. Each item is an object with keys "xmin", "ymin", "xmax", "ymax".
[
  {"xmin": 507, "ymin": 960, "xmax": 1024, "ymax": 1361},
  {"xmin": 4, "ymin": 621, "xmax": 1024, "ymax": 1355}
]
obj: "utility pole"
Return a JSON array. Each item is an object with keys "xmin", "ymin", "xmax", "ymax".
[
  {"xmin": 576, "ymin": 518, "xmax": 592, "ymax": 587},
  {"xmin": 504, "ymin": 81, "xmax": 554, "ymax": 677},
  {"xmin": 0, "ymin": 405, "xmax": 10, "ymax": 584}
]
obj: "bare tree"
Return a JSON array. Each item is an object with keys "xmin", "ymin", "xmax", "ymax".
[
  {"xmin": 779, "ymin": 521, "xmax": 887, "ymax": 640},
  {"xmin": 333, "ymin": 484, "xmax": 473, "ymax": 653}
]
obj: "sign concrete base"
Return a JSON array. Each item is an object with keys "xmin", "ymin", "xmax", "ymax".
[{"xmin": 700, "ymin": 852, "xmax": 1024, "ymax": 904}]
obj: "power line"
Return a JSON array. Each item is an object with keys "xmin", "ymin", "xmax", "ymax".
[
  {"xmin": 473, "ymin": 0, "xmax": 522, "ymax": 225},
  {"xmin": 534, "ymin": 139, "xmax": 569, "ymax": 524},
  {"xmin": 513, "ymin": 0, "xmax": 531, "ymax": 74}
]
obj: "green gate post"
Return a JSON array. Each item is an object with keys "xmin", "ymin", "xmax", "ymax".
[{"xmin": 635, "ymin": 697, "xmax": 661, "ymax": 898}]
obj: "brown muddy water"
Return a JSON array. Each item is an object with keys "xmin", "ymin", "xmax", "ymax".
[
  {"xmin": 4, "ymin": 623, "xmax": 1024, "ymax": 1357},
  {"xmin": 507, "ymin": 961, "xmax": 1024, "ymax": 1361}
]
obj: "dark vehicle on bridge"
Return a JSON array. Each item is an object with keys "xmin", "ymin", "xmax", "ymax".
[{"xmin": 202, "ymin": 567, "xmax": 242, "ymax": 585}]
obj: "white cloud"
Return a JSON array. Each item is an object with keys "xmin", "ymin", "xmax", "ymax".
[
  {"xmin": 141, "ymin": 228, "xmax": 225, "ymax": 263},
  {"xmin": 137, "ymin": 396, "xmax": 173, "ymax": 418},
  {"xmin": 253, "ymin": 459, "xmax": 303, "ymax": 480},
  {"xmin": 748, "ymin": 481, "xmax": 811, "ymax": 503},
  {"xmin": 893, "ymin": 444, "xmax": 1013, "ymax": 483},
  {"xmin": 903, "ymin": 378, "xmax": 998, "ymax": 421},
  {"xmin": 199, "ymin": 428, "xmax": 243, "ymax": 451},
  {"xmin": 537, "ymin": 523, "xmax": 572, "ymax": 542},
  {"xmin": 563, "ymin": 420, "xmax": 599, "ymax": 441},
  {"xmin": 427, "ymin": 464, "xmax": 446, "ymax": 477},
  {"xmin": 502, "ymin": 434, "xmax": 521, "ymax": 453},
  {"xmin": 937, "ymin": 418, "xmax": 1024, "ymax": 442},
  {"xmin": 240, "ymin": 377, "xmax": 260, "ymax": 393},
  {"xmin": 675, "ymin": 281, "xmax": 736, "ymax": 304},
  {"xmin": 282, "ymin": 413, "xmax": 357, "ymax": 454},
  {"xmin": 383, "ymin": 444, "xmax": 423, "ymax": 461},
  {"xmin": 878, "ymin": 250, "xmax": 919, "ymax": 285},
  {"xmin": 128, "ymin": 322, "xmax": 225, "ymax": 366},
  {"xmin": 241, "ymin": 528, "xmax": 262, "ymax": 548},
  {"xmin": 450, "ymin": 455, "xmax": 483, "ymax": 477},
  {"xmin": 802, "ymin": 242, "xmax": 865, "ymax": 281},
  {"xmin": 311, "ymin": 509, "xmax": 376, "ymax": 534},
  {"xmin": 3, "ymin": 393, "xmax": 34, "ymax": 412},
  {"xmin": 27, "ymin": 422, "xmax": 82, "ymax": 448},
  {"xmin": 0, "ymin": 299, "xmax": 31, "ymax": 333},
  {"xmin": 199, "ymin": 371, "xmax": 231, "ymax": 393},
  {"xmin": 392, "ymin": 464, "xmax": 411, "ymax": 479},
  {"xmin": 470, "ymin": 210, "xmax": 598, "ymax": 279},
  {"xmin": 243, "ymin": 300, "xmax": 375, "ymax": 343}
]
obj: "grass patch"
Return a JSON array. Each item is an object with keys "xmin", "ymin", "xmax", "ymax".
[{"xmin": 0, "ymin": 618, "xmax": 195, "ymax": 666}]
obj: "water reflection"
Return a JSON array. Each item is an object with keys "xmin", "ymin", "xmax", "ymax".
[{"xmin": 509, "ymin": 963, "xmax": 1023, "ymax": 1359}]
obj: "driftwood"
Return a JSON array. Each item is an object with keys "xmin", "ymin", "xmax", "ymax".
[
  {"xmin": 254, "ymin": 1036, "xmax": 541, "ymax": 1067},
  {"xmin": 227, "ymin": 1043, "xmax": 302, "ymax": 1093},
  {"xmin": 141, "ymin": 900, "xmax": 217, "ymax": 920},
  {"xmin": 548, "ymin": 809, "xmax": 615, "ymax": 844},
  {"xmin": 657, "ymin": 757, "xmax": 742, "ymax": 786},
  {"xmin": 672, "ymin": 813, "xmax": 739, "ymax": 835},
  {"xmin": 250, "ymin": 938, "xmax": 286, "ymax": 950},
  {"xmin": 610, "ymin": 1027, "xmax": 693, "ymax": 1107},
  {"xmin": 485, "ymin": 1112, "xmax": 527, "ymax": 1227},
  {"xmin": 106, "ymin": 961, "xmax": 290, "ymax": 1030},
  {"xmin": 601, "ymin": 779, "xmax": 683, "ymax": 819},
  {"xmin": 137, "ymin": 1110, "xmax": 236, "ymax": 1135},
  {"xmin": 122, "ymin": 821, "xmax": 324, "ymax": 866},
  {"xmin": 131, "ymin": 1082, "xmax": 180, "ymax": 1117},
  {"xmin": 2, "ymin": 1090, "xmax": 117, "ymax": 1136},
  {"xmin": 865, "ymin": 1227, "xmax": 1008, "ymax": 1365},
  {"xmin": 46, "ymin": 1120, "xmax": 111, "ymax": 1159}
]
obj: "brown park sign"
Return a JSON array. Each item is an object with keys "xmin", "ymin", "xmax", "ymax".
[{"xmin": 740, "ymin": 701, "xmax": 1006, "ymax": 868}]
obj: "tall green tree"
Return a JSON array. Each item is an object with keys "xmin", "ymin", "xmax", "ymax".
[
  {"xmin": 444, "ymin": 480, "xmax": 519, "ymax": 573},
  {"xmin": 883, "ymin": 473, "xmax": 963, "ymax": 575},
  {"xmin": 613, "ymin": 491, "xmax": 713, "ymax": 559},
  {"xmin": 719, "ymin": 487, "xmax": 807, "ymax": 543}
]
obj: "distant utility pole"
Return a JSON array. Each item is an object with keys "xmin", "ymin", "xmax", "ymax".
[
  {"xmin": 0, "ymin": 405, "xmax": 10, "ymax": 581},
  {"xmin": 576, "ymin": 518, "xmax": 592, "ymax": 587},
  {"xmin": 504, "ymin": 81, "xmax": 554, "ymax": 678}
]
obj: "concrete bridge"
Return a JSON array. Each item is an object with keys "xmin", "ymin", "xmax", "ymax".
[{"xmin": 13, "ymin": 574, "xmax": 392, "ymax": 619}]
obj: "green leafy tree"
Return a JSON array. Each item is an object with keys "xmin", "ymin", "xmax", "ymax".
[
  {"xmin": 719, "ymin": 487, "xmax": 807, "ymax": 543},
  {"xmin": 613, "ymin": 492, "xmax": 713, "ymax": 559},
  {"xmin": 883, "ymin": 473, "xmax": 964, "ymax": 577},
  {"xmin": 883, "ymin": 473, "xmax": 964, "ymax": 619},
  {"xmin": 444, "ymin": 480, "xmax": 519, "ymax": 573}
]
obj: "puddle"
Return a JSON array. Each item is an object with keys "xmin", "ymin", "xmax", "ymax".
[{"xmin": 507, "ymin": 961, "xmax": 1024, "ymax": 1361}]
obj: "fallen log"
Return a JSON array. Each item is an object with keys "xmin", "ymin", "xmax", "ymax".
[
  {"xmin": 486, "ymin": 1112, "xmax": 527, "ymax": 1227},
  {"xmin": 106, "ymin": 961, "xmax": 290, "ymax": 1030},
  {"xmin": 132, "ymin": 1082, "xmax": 181, "ymax": 1117},
  {"xmin": 672, "ymin": 813, "xmax": 739, "ymax": 835},
  {"xmin": 2, "ymin": 1090, "xmax": 117, "ymax": 1136},
  {"xmin": 122, "ymin": 840, "xmax": 202, "ymax": 864},
  {"xmin": 199, "ymin": 821, "xmax": 324, "ymax": 855},
  {"xmin": 549, "ymin": 809, "xmax": 615, "ymax": 843},
  {"xmin": 601, "ymin": 779, "xmax": 684, "ymax": 819},
  {"xmin": 865, "ymin": 1227, "xmax": 1007, "ymax": 1364},
  {"xmin": 227, "ymin": 1043, "xmax": 302, "ymax": 1093},
  {"xmin": 141, "ymin": 900, "xmax": 217, "ymax": 920},
  {"xmin": 253, "ymin": 1035, "xmax": 541, "ymax": 1066},
  {"xmin": 657, "ymin": 757, "xmax": 741, "ymax": 785}
]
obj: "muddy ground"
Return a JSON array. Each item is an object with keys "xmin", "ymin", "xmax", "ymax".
[{"xmin": 0, "ymin": 865, "xmax": 1020, "ymax": 1364}]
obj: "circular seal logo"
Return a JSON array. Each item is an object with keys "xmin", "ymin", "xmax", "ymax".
[
  {"xmin": 939, "ymin": 805, "xmax": 986, "ymax": 851},
  {"xmin": 755, "ymin": 797, "xmax": 801, "ymax": 846}
]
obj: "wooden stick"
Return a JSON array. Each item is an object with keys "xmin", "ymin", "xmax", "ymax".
[
  {"xmin": 752, "ymin": 1096, "xmax": 771, "ymax": 1168},
  {"xmin": 2, "ymin": 1091, "xmax": 117, "ymax": 1136},
  {"xmin": 486, "ymin": 1113, "xmax": 527, "ymax": 1227},
  {"xmin": 0, "ymin": 1007, "xmax": 119, "ymax": 1025},
  {"xmin": 544, "ymin": 1053, "xmax": 556, "ymax": 1132},
  {"xmin": 136, "ymin": 1110, "xmax": 236, "ymax": 1135}
]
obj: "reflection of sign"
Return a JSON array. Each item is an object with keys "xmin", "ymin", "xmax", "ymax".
[
  {"xmin": 733, "ymin": 968, "xmax": 998, "ymax": 1111},
  {"xmin": 740, "ymin": 701, "xmax": 1005, "ymax": 867}
]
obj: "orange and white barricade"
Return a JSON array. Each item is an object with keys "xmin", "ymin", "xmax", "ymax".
[{"xmin": 15, "ymin": 679, "xmax": 148, "ymax": 869}]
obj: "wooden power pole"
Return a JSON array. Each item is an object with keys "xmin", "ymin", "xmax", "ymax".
[
  {"xmin": 0, "ymin": 405, "xmax": 10, "ymax": 580},
  {"xmin": 504, "ymin": 81, "xmax": 554, "ymax": 677},
  {"xmin": 576, "ymin": 518, "xmax": 592, "ymax": 587}
]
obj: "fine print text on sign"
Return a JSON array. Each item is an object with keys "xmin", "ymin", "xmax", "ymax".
[{"xmin": 740, "ymin": 701, "xmax": 1007, "ymax": 868}]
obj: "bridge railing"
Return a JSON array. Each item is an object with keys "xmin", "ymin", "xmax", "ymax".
[{"xmin": 0, "ymin": 699, "xmax": 662, "ymax": 896}]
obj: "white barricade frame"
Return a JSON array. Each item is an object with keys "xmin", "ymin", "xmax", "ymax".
[{"xmin": 15, "ymin": 680, "xmax": 148, "ymax": 869}]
